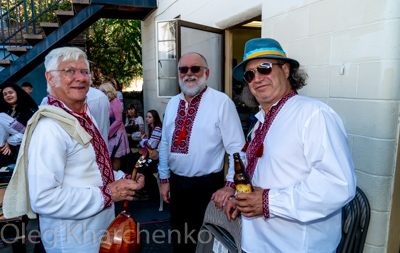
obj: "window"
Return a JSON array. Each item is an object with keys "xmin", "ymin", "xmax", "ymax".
[{"xmin": 156, "ymin": 20, "xmax": 178, "ymax": 97}]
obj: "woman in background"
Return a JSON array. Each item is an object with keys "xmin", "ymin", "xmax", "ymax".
[
  {"xmin": 107, "ymin": 78, "xmax": 124, "ymax": 110},
  {"xmin": 0, "ymin": 82, "xmax": 38, "ymax": 161},
  {"xmin": 99, "ymin": 82, "xmax": 130, "ymax": 171},
  {"xmin": 1, "ymin": 82, "xmax": 38, "ymax": 126},
  {"xmin": 125, "ymin": 103, "xmax": 145, "ymax": 150},
  {"xmin": 140, "ymin": 110, "xmax": 162, "ymax": 151}
]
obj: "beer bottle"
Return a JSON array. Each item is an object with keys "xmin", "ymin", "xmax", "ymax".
[{"xmin": 233, "ymin": 152, "xmax": 253, "ymax": 193}]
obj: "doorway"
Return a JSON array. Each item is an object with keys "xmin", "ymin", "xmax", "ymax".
[{"xmin": 228, "ymin": 17, "xmax": 261, "ymax": 136}]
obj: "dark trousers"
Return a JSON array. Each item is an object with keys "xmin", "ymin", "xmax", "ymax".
[
  {"xmin": 0, "ymin": 153, "xmax": 15, "ymax": 167},
  {"xmin": 169, "ymin": 170, "xmax": 224, "ymax": 253}
]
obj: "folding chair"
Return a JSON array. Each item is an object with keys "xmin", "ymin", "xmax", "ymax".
[
  {"xmin": 353, "ymin": 187, "xmax": 370, "ymax": 253},
  {"xmin": 337, "ymin": 187, "xmax": 370, "ymax": 253},
  {"xmin": 196, "ymin": 201, "xmax": 242, "ymax": 253},
  {"xmin": 337, "ymin": 198, "xmax": 358, "ymax": 253}
]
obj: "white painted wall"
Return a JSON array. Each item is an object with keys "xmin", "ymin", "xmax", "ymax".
[{"xmin": 142, "ymin": 0, "xmax": 400, "ymax": 251}]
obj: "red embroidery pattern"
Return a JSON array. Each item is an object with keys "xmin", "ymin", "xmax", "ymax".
[
  {"xmin": 225, "ymin": 181, "xmax": 235, "ymax": 188},
  {"xmin": 263, "ymin": 189, "xmax": 270, "ymax": 219},
  {"xmin": 170, "ymin": 87, "xmax": 207, "ymax": 154},
  {"xmin": 245, "ymin": 91, "xmax": 298, "ymax": 178},
  {"xmin": 47, "ymin": 96, "xmax": 115, "ymax": 208},
  {"xmin": 160, "ymin": 178, "xmax": 170, "ymax": 184},
  {"xmin": 10, "ymin": 120, "xmax": 26, "ymax": 133}
]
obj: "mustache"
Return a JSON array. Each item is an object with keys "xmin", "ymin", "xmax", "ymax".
[{"xmin": 183, "ymin": 75, "xmax": 198, "ymax": 82}]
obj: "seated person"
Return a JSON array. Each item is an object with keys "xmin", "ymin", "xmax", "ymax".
[
  {"xmin": 136, "ymin": 110, "xmax": 162, "ymax": 199},
  {"xmin": 0, "ymin": 113, "xmax": 26, "ymax": 167}
]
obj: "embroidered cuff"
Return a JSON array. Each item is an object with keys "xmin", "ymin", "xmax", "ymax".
[
  {"xmin": 10, "ymin": 120, "xmax": 26, "ymax": 133},
  {"xmin": 160, "ymin": 178, "xmax": 169, "ymax": 184},
  {"xmin": 262, "ymin": 189, "xmax": 270, "ymax": 219},
  {"xmin": 99, "ymin": 186, "xmax": 113, "ymax": 209},
  {"xmin": 225, "ymin": 181, "xmax": 235, "ymax": 189},
  {"xmin": 124, "ymin": 173, "xmax": 131, "ymax": 180}
]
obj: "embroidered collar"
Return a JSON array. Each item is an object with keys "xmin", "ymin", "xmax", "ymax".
[
  {"xmin": 170, "ymin": 86, "xmax": 208, "ymax": 154},
  {"xmin": 47, "ymin": 95, "xmax": 115, "ymax": 207},
  {"xmin": 47, "ymin": 95, "xmax": 92, "ymax": 124},
  {"xmin": 244, "ymin": 90, "xmax": 298, "ymax": 178},
  {"xmin": 179, "ymin": 86, "xmax": 208, "ymax": 103}
]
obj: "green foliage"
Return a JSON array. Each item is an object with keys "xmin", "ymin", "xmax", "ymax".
[
  {"xmin": 85, "ymin": 19, "xmax": 142, "ymax": 88},
  {"xmin": 1, "ymin": 0, "xmax": 71, "ymax": 24}
]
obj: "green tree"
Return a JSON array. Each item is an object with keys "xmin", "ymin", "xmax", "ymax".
[
  {"xmin": 1, "ymin": 0, "xmax": 71, "ymax": 24},
  {"xmin": 85, "ymin": 19, "xmax": 142, "ymax": 88}
]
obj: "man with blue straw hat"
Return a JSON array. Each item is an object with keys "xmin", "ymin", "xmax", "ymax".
[{"xmin": 224, "ymin": 38, "xmax": 357, "ymax": 252}]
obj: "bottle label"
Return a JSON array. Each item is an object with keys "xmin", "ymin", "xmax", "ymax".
[{"xmin": 236, "ymin": 184, "xmax": 252, "ymax": 193}]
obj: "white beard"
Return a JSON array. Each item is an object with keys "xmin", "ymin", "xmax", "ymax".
[{"xmin": 178, "ymin": 72, "xmax": 207, "ymax": 97}]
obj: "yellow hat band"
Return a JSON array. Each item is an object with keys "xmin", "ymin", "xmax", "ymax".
[{"xmin": 244, "ymin": 48, "xmax": 287, "ymax": 61}]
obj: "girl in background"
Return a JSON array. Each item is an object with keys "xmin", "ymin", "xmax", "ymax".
[
  {"xmin": 1, "ymin": 82, "xmax": 38, "ymax": 126},
  {"xmin": 140, "ymin": 110, "xmax": 162, "ymax": 151},
  {"xmin": 136, "ymin": 110, "xmax": 162, "ymax": 199},
  {"xmin": 125, "ymin": 103, "xmax": 145, "ymax": 150},
  {"xmin": 0, "ymin": 82, "xmax": 38, "ymax": 161}
]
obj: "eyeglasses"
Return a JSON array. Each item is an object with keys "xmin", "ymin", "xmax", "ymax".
[
  {"xmin": 243, "ymin": 62, "xmax": 284, "ymax": 83},
  {"xmin": 50, "ymin": 68, "xmax": 90, "ymax": 77},
  {"xmin": 178, "ymin": 66, "xmax": 207, "ymax": 74}
]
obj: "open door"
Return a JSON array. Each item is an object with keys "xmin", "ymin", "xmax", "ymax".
[
  {"xmin": 177, "ymin": 21, "xmax": 224, "ymax": 92},
  {"xmin": 156, "ymin": 19, "xmax": 224, "ymax": 98}
]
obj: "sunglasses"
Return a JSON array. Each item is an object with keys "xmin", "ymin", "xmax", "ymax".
[
  {"xmin": 243, "ymin": 62, "xmax": 284, "ymax": 83},
  {"xmin": 178, "ymin": 66, "xmax": 207, "ymax": 74}
]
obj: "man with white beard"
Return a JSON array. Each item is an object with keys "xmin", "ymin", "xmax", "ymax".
[{"xmin": 158, "ymin": 52, "xmax": 245, "ymax": 252}]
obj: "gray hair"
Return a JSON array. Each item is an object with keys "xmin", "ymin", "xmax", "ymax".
[
  {"xmin": 276, "ymin": 60, "xmax": 308, "ymax": 90},
  {"xmin": 177, "ymin": 52, "xmax": 208, "ymax": 68},
  {"xmin": 45, "ymin": 47, "xmax": 90, "ymax": 93},
  {"xmin": 240, "ymin": 61, "xmax": 308, "ymax": 108}
]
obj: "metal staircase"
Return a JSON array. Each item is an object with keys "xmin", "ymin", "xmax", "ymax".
[{"xmin": 0, "ymin": 0, "xmax": 157, "ymax": 83}]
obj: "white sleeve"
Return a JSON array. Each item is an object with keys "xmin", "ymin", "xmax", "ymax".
[
  {"xmin": 114, "ymin": 170, "xmax": 126, "ymax": 180},
  {"xmin": 7, "ymin": 133, "xmax": 24, "ymax": 146},
  {"xmin": 268, "ymin": 108, "xmax": 357, "ymax": 222},
  {"xmin": 0, "ymin": 113, "xmax": 25, "ymax": 146},
  {"xmin": 158, "ymin": 105, "xmax": 172, "ymax": 180},
  {"xmin": 218, "ymin": 98, "xmax": 246, "ymax": 183}
]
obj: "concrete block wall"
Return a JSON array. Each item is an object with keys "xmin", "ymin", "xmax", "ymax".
[
  {"xmin": 142, "ymin": 0, "xmax": 400, "ymax": 251},
  {"xmin": 261, "ymin": 0, "xmax": 400, "ymax": 251}
]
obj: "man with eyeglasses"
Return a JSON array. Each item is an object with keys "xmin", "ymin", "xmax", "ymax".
[
  {"xmin": 4, "ymin": 47, "xmax": 144, "ymax": 252},
  {"xmin": 222, "ymin": 38, "xmax": 357, "ymax": 252},
  {"xmin": 40, "ymin": 70, "xmax": 110, "ymax": 146},
  {"xmin": 158, "ymin": 52, "xmax": 245, "ymax": 252}
]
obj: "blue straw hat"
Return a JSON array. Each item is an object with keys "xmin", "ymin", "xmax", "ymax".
[{"xmin": 233, "ymin": 38, "xmax": 299, "ymax": 82}]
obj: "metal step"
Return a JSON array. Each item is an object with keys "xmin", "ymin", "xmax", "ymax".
[
  {"xmin": 0, "ymin": 0, "xmax": 158, "ymax": 83},
  {"xmin": 67, "ymin": 33, "xmax": 86, "ymax": 47},
  {"xmin": 6, "ymin": 47, "xmax": 29, "ymax": 57},
  {"xmin": 56, "ymin": 10, "xmax": 74, "ymax": 24},
  {"xmin": 0, "ymin": 59, "xmax": 12, "ymax": 68},
  {"xmin": 23, "ymin": 34, "xmax": 45, "ymax": 46},
  {"xmin": 40, "ymin": 22, "xmax": 59, "ymax": 36},
  {"xmin": 73, "ymin": 0, "xmax": 90, "ymax": 14}
]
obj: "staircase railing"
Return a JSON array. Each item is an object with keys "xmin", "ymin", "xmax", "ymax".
[{"xmin": 1, "ymin": 0, "xmax": 71, "ymax": 60}]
